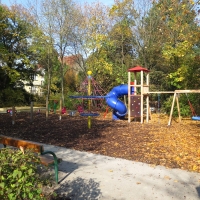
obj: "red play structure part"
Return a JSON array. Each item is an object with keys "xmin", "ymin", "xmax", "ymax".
[
  {"xmin": 62, "ymin": 107, "xmax": 66, "ymax": 114},
  {"xmin": 75, "ymin": 76, "xmax": 108, "ymax": 113},
  {"xmin": 77, "ymin": 105, "xmax": 84, "ymax": 113},
  {"xmin": 128, "ymin": 66, "xmax": 150, "ymax": 73}
]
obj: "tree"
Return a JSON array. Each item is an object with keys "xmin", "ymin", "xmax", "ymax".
[
  {"xmin": 0, "ymin": 4, "xmax": 45, "ymax": 105},
  {"xmin": 75, "ymin": 2, "xmax": 112, "ymax": 80},
  {"xmin": 39, "ymin": 0, "xmax": 79, "ymax": 104},
  {"xmin": 156, "ymin": 0, "xmax": 199, "ymax": 89},
  {"xmin": 102, "ymin": 0, "xmax": 137, "ymax": 86},
  {"xmin": 83, "ymin": 0, "xmax": 137, "ymax": 90},
  {"xmin": 37, "ymin": 44, "xmax": 61, "ymax": 96},
  {"xmin": 0, "ymin": 5, "xmax": 33, "ymax": 86},
  {"xmin": 138, "ymin": 0, "xmax": 200, "ymax": 90}
]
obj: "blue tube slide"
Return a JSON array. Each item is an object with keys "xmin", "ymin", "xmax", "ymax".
[{"xmin": 106, "ymin": 84, "xmax": 132, "ymax": 119}]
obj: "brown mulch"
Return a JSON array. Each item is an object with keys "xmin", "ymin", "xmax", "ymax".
[{"xmin": 0, "ymin": 112, "xmax": 200, "ymax": 173}]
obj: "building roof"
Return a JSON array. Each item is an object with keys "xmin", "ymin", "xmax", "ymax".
[
  {"xmin": 63, "ymin": 55, "xmax": 78, "ymax": 67},
  {"xmin": 128, "ymin": 66, "xmax": 150, "ymax": 73},
  {"xmin": 63, "ymin": 54, "xmax": 81, "ymax": 67}
]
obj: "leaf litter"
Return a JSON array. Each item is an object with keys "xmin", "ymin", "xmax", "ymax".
[{"xmin": 0, "ymin": 112, "xmax": 199, "ymax": 173}]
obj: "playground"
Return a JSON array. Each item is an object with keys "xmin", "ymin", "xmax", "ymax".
[{"xmin": 0, "ymin": 111, "xmax": 199, "ymax": 173}]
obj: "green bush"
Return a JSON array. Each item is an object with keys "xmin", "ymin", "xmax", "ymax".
[
  {"xmin": 64, "ymin": 92, "xmax": 81, "ymax": 110},
  {"xmin": 162, "ymin": 95, "xmax": 191, "ymax": 117},
  {"xmin": 33, "ymin": 95, "xmax": 46, "ymax": 106},
  {"xmin": 0, "ymin": 148, "xmax": 51, "ymax": 200},
  {"xmin": 0, "ymin": 87, "xmax": 32, "ymax": 107},
  {"xmin": 49, "ymin": 92, "xmax": 82, "ymax": 110}
]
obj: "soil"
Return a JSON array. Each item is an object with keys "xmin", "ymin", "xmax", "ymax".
[{"xmin": 0, "ymin": 111, "xmax": 200, "ymax": 174}]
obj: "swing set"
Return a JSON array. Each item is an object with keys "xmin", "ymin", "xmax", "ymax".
[
  {"xmin": 168, "ymin": 90, "xmax": 200, "ymax": 125},
  {"xmin": 185, "ymin": 94, "xmax": 200, "ymax": 121}
]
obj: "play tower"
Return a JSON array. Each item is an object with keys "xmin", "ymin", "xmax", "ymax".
[{"xmin": 128, "ymin": 66, "xmax": 150, "ymax": 123}]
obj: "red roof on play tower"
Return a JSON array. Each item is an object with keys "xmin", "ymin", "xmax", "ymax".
[{"xmin": 128, "ymin": 66, "xmax": 149, "ymax": 72}]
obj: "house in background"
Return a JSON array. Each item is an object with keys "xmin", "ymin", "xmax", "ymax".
[
  {"xmin": 23, "ymin": 67, "xmax": 45, "ymax": 96},
  {"xmin": 23, "ymin": 55, "xmax": 83, "ymax": 96}
]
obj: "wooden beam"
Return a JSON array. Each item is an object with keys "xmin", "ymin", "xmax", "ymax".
[
  {"xmin": 148, "ymin": 90, "xmax": 200, "ymax": 94},
  {"xmin": 176, "ymin": 94, "xmax": 181, "ymax": 123},
  {"xmin": 141, "ymin": 70, "xmax": 144, "ymax": 123},
  {"xmin": 168, "ymin": 93, "xmax": 176, "ymax": 126},
  {"xmin": 0, "ymin": 135, "xmax": 43, "ymax": 153},
  {"xmin": 175, "ymin": 90, "xmax": 200, "ymax": 93},
  {"xmin": 128, "ymin": 72, "xmax": 131, "ymax": 123},
  {"xmin": 148, "ymin": 91, "xmax": 175, "ymax": 94}
]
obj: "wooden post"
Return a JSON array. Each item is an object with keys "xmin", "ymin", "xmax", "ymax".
[
  {"xmin": 168, "ymin": 92, "xmax": 176, "ymax": 126},
  {"xmin": 134, "ymin": 72, "xmax": 137, "ymax": 95},
  {"xmin": 12, "ymin": 106, "xmax": 15, "ymax": 125},
  {"xmin": 59, "ymin": 97, "xmax": 62, "ymax": 120},
  {"xmin": 146, "ymin": 72, "xmax": 150, "ymax": 123},
  {"xmin": 128, "ymin": 71, "xmax": 131, "ymax": 123},
  {"xmin": 140, "ymin": 70, "xmax": 144, "ymax": 123},
  {"xmin": 46, "ymin": 97, "xmax": 48, "ymax": 121},
  {"xmin": 30, "ymin": 102, "xmax": 33, "ymax": 123},
  {"xmin": 176, "ymin": 94, "xmax": 181, "ymax": 123},
  {"xmin": 158, "ymin": 93, "xmax": 160, "ymax": 124},
  {"xmin": 148, "ymin": 105, "xmax": 152, "ymax": 120}
]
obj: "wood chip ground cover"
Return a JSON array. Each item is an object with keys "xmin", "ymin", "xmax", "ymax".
[{"xmin": 0, "ymin": 112, "xmax": 199, "ymax": 173}]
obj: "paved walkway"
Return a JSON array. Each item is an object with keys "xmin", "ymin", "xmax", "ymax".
[
  {"xmin": 1, "ymin": 143, "xmax": 200, "ymax": 199},
  {"xmin": 43, "ymin": 144, "xmax": 200, "ymax": 200}
]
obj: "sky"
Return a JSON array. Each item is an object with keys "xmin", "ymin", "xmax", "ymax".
[{"xmin": 1, "ymin": 0, "xmax": 115, "ymax": 7}]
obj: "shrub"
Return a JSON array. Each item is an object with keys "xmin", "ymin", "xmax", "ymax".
[
  {"xmin": 0, "ymin": 148, "xmax": 51, "ymax": 200},
  {"xmin": 0, "ymin": 87, "xmax": 32, "ymax": 107},
  {"xmin": 162, "ymin": 95, "xmax": 191, "ymax": 117}
]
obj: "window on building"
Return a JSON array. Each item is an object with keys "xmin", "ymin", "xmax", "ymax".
[{"xmin": 34, "ymin": 75, "xmax": 38, "ymax": 81}]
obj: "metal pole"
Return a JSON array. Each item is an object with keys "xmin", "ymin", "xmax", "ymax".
[{"xmin": 87, "ymin": 71, "xmax": 92, "ymax": 129}]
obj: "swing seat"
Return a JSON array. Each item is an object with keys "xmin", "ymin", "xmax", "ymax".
[
  {"xmin": 191, "ymin": 116, "xmax": 200, "ymax": 121},
  {"xmin": 80, "ymin": 113, "xmax": 99, "ymax": 117}
]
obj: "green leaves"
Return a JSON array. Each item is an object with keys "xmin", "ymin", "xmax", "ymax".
[
  {"xmin": 142, "ymin": 0, "xmax": 199, "ymax": 90},
  {"xmin": 162, "ymin": 40, "xmax": 193, "ymax": 61},
  {"xmin": 0, "ymin": 148, "xmax": 51, "ymax": 200},
  {"xmin": 1, "ymin": 66, "xmax": 20, "ymax": 84},
  {"xmin": 0, "ymin": 4, "xmax": 46, "ymax": 93},
  {"xmin": 13, "ymin": 169, "xmax": 22, "ymax": 179}
]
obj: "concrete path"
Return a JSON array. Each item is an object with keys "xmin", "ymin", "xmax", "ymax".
[
  {"xmin": 1, "ymin": 143, "xmax": 199, "ymax": 199},
  {"xmin": 42, "ymin": 144, "xmax": 200, "ymax": 200}
]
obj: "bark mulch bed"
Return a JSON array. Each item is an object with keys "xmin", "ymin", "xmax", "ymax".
[{"xmin": 0, "ymin": 112, "xmax": 199, "ymax": 173}]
